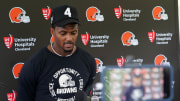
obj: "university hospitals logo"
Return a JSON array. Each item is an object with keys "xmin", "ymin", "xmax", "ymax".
[
  {"xmin": 4, "ymin": 34, "xmax": 14, "ymax": 49},
  {"xmin": 114, "ymin": 6, "xmax": 122, "ymax": 19},
  {"xmin": 86, "ymin": 6, "xmax": 104, "ymax": 22},
  {"xmin": 152, "ymin": 6, "xmax": 168, "ymax": 20},
  {"xmin": 121, "ymin": 31, "xmax": 138, "ymax": 46},
  {"xmin": 49, "ymin": 68, "xmax": 83, "ymax": 101},
  {"xmin": 117, "ymin": 56, "xmax": 125, "ymax": 67},
  {"xmin": 154, "ymin": 54, "xmax": 170, "ymax": 66},
  {"xmin": 148, "ymin": 30, "xmax": 156, "ymax": 43},
  {"xmin": 81, "ymin": 32, "xmax": 90, "ymax": 46},
  {"xmin": 114, "ymin": 5, "xmax": 141, "ymax": 21},
  {"xmin": 9, "ymin": 7, "xmax": 30, "ymax": 23},
  {"xmin": 42, "ymin": 6, "xmax": 51, "ymax": 20},
  {"xmin": 81, "ymin": 32, "xmax": 109, "ymax": 48},
  {"xmin": 7, "ymin": 90, "xmax": 17, "ymax": 101},
  {"xmin": 12, "ymin": 63, "xmax": 24, "ymax": 79},
  {"xmin": 117, "ymin": 56, "xmax": 143, "ymax": 67},
  {"xmin": 3, "ymin": 34, "xmax": 36, "ymax": 51},
  {"xmin": 95, "ymin": 58, "xmax": 105, "ymax": 73},
  {"xmin": 148, "ymin": 30, "xmax": 173, "ymax": 44}
]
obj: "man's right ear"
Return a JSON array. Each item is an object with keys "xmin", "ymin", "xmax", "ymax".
[
  {"xmin": 50, "ymin": 28, "xmax": 55, "ymax": 43},
  {"xmin": 50, "ymin": 27, "xmax": 55, "ymax": 36}
]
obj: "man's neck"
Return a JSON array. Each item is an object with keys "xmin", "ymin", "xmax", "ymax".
[{"xmin": 47, "ymin": 44, "xmax": 76, "ymax": 57}]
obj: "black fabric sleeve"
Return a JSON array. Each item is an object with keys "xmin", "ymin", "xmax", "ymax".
[
  {"xmin": 16, "ymin": 60, "xmax": 37, "ymax": 101},
  {"xmin": 84, "ymin": 58, "xmax": 96, "ymax": 96}
]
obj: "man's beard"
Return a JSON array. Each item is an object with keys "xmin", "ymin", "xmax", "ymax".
[
  {"xmin": 64, "ymin": 48, "xmax": 73, "ymax": 53},
  {"xmin": 63, "ymin": 46, "xmax": 74, "ymax": 53},
  {"xmin": 63, "ymin": 42, "xmax": 74, "ymax": 53}
]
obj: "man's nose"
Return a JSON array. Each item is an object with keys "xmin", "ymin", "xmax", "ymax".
[{"xmin": 66, "ymin": 34, "xmax": 73, "ymax": 41}]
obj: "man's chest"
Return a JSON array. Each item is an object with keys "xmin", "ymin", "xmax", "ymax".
[{"xmin": 35, "ymin": 60, "xmax": 91, "ymax": 100}]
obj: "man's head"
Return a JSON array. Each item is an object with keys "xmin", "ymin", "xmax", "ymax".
[
  {"xmin": 50, "ymin": 5, "xmax": 80, "ymax": 54},
  {"xmin": 132, "ymin": 74, "xmax": 142, "ymax": 87},
  {"xmin": 51, "ymin": 5, "xmax": 80, "ymax": 28}
]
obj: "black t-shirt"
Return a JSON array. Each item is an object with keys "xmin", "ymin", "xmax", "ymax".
[{"xmin": 17, "ymin": 47, "xmax": 96, "ymax": 101}]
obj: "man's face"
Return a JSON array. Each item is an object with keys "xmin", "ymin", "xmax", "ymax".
[
  {"xmin": 132, "ymin": 76, "xmax": 142, "ymax": 87},
  {"xmin": 51, "ymin": 23, "xmax": 78, "ymax": 53}
]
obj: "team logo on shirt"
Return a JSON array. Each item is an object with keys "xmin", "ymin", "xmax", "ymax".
[{"xmin": 49, "ymin": 68, "xmax": 83, "ymax": 101}]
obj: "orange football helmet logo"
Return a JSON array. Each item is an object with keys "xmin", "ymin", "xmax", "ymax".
[
  {"xmin": 12, "ymin": 63, "xmax": 24, "ymax": 79},
  {"xmin": 9, "ymin": 7, "xmax": 30, "ymax": 23},
  {"xmin": 121, "ymin": 31, "xmax": 138, "ymax": 46},
  {"xmin": 152, "ymin": 6, "xmax": 168, "ymax": 20},
  {"xmin": 86, "ymin": 6, "xmax": 104, "ymax": 22},
  {"xmin": 154, "ymin": 54, "xmax": 170, "ymax": 66},
  {"xmin": 95, "ymin": 58, "xmax": 105, "ymax": 73}
]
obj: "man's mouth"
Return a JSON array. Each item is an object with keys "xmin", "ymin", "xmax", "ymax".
[
  {"xmin": 64, "ymin": 42, "xmax": 74, "ymax": 48},
  {"xmin": 64, "ymin": 43, "xmax": 73, "ymax": 47}
]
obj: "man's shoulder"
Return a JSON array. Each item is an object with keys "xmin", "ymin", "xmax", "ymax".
[
  {"xmin": 77, "ymin": 47, "xmax": 92, "ymax": 56},
  {"xmin": 76, "ymin": 47, "xmax": 96, "ymax": 72},
  {"xmin": 26, "ymin": 47, "xmax": 49, "ymax": 63},
  {"xmin": 77, "ymin": 47, "xmax": 96, "ymax": 67},
  {"xmin": 77, "ymin": 47, "xmax": 94, "ymax": 60}
]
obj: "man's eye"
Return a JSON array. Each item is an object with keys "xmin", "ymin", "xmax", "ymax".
[
  {"xmin": 60, "ymin": 32, "xmax": 66, "ymax": 35},
  {"xmin": 71, "ymin": 32, "xmax": 76, "ymax": 35},
  {"xmin": 71, "ymin": 31, "xmax": 77, "ymax": 35}
]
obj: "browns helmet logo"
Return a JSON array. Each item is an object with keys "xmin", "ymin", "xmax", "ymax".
[
  {"xmin": 86, "ymin": 6, "xmax": 104, "ymax": 22},
  {"xmin": 9, "ymin": 7, "xmax": 30, "ymax": 23},
  {"xmin": 59, "ymin": 74, "xmax": 75, "ymax": 87},
  {"xmin": 95, "ymin": 58, "xmax": 105, "ymax": 73},
  {"xmin": 12, "ymin": 63, "xmax": 24, "ymax": 79},
  {"xmin": 121, "ymin": 31, "xmax": 138, "ymax": 46},
  {"xmin": 154, "ymin": 54, "xmax": 170, "ymax": 66},
  {"xmin": 152, "ymin": 6, "xmax": 168, "ymax": 20}
]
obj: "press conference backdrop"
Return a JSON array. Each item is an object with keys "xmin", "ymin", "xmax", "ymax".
[{"xmin": 0, "ymin": 0, "xmax": 179, "ymax": 101}]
